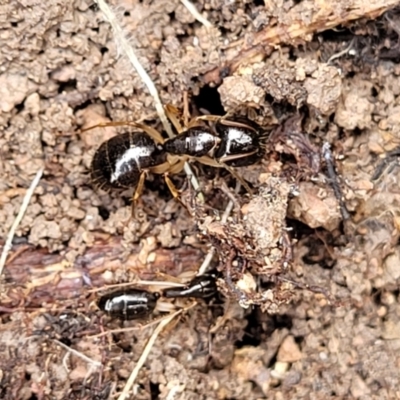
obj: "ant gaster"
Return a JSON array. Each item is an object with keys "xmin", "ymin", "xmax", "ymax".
[
  {"xmin": 97, "ymin": 289, "xmax": 160, "ymax": 320},
  {"xmin": 84, "ymin": 105, "xmax": 267, "ymax": 204}
]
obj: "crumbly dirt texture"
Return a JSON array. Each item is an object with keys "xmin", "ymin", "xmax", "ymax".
[{"xmin": 2, "ymin": 1, "xmax": 400, "ymax": 399}]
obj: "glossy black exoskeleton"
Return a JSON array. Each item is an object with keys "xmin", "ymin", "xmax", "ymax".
[
  {"xmin": 85, "ymin": 104, "xmax": 267, "ymax": 204},
  {"xmin": 163, "ymin": 274, "xmax": 218, "ymax": 299},
  {"xmin": 163, "ymin": 126, "xmax": 219, "ymax": 157},
  {"xmin": 214, "ymin": 119, "xmax": 265, "ymax": 167},
  {"xmin": 98, "ymin": 289, "xmax": 160, "ymax": 320},
  {"xmin": 90, "ymin": 131, "xmax": 166, "ymax": 192},
  {"xmin": 163, "ymin": 116, "xmax": 265, "ymax": 167}
]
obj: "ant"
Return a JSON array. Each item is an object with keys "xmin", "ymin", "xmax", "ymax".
[
  {"xmin": 83, "ymin": 104, "xmax": 267, "ymax": 208},
  {"xmin": 97, "ymin": 273, "xmax": 218, "ymax": 320}
]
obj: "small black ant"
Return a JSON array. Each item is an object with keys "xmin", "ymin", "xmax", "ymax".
[
  {"xmin": 97, "ymin": 273, "xmax": 218, "ymax": 320},
  {"xmin": 83, "ymin": 105, "xmax": 267, "ymax": 205}
]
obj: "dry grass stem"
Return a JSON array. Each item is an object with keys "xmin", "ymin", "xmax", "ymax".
[
  {"xmin": 117, "ymin": 309, "xmax": 184, "ymax": 400},
  {"xmin": 94, "ymin": 0, "xmax": 202, "ymax": 197},
  {"xmin": 88, "ymin": 279, "xmax": 185, "ymax": 294},
  {"xmin": 53, "ymin": 339, "xmax": 102, "ymax": 368},
  {"xmin": 197, "ymin": 182, "xmax": 241, "ymax": 276},
  {"xmin": 89, "ymin": 314, "xmax": 170, "ymax": 339},
  {"xmin": 327, "ymin": 38, "xmax": 355, "ymax": 64},
  {"xmin": 180, "ymin": 0, "xmax": 212, "ymax": 28},
  {"xmin": 0, "ymin": 167, "xmax": 44, "ymax": 277}
]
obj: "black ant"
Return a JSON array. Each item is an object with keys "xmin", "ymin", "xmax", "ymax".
[
  {"xmin": 97, "ymin": 273, "xmax": 218, "ymax": 320},
  {"xmin": 83, "ymin": 104, "xmax": 267, "ymax": 206}
]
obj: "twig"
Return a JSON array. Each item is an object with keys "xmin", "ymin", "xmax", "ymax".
[
  {"xmin": 117, "ymin": 308, "xmax": 184, "ymax": 400},
  {"xmin": 0, "ymin": 167, "xmax": 44, "ymax": 277},
  {"xmin": 94, "ymin": 0, "xmax": 202, "ymax": 198},
  {"xmin": 321, "ymin": 142, "xmax": 350, "ymax": 221},
  {"xmin": 53, "ymin": 339, "xmax": 102, "ymax": 368},
  {"xmin": 203, "ymin": 0, "xmax": 399, "ymax": 84}
]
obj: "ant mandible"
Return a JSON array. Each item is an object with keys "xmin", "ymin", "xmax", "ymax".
[{"xmin": 81, "ymin": 103, "xmax": 267, "ymax": 208}]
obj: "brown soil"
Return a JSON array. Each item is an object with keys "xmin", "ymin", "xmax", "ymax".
[{"xmin": 2, "ymin": 1, "xmax": 400, "ymax": 399}]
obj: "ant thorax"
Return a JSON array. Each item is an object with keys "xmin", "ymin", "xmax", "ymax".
[
  {"xmin": 197, "ymin": 173, "xmax": 294, "ymax": 313},
  {"xmin": 163, "ymin": 126, "xmax": 219, "ymax": 157}
]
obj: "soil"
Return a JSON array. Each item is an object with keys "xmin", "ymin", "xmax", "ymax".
[{"xmin": 1, "ymin": 1, "xmax": 400, "ymax": 399}]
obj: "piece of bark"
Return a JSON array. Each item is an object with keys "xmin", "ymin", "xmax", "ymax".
[
  {"xmin": 203, "ymin": 0, "xmax": 398, "ymax": 84},
  {"xmin": 0, "ymin": 237, "xmax": 203, "ymax": 309}
]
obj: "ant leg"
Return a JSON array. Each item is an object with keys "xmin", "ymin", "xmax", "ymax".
[
  {"xmin": 80, "ymin": 121, "xmax": 165, "ymax": 144},
  {"xmin": 194, "ymin": 115, "xmax": 256, "ymax": 131},
  {"xmin": 151, "ymin": 159, "xmax": 192, "ymax": 210},
  {"xmin": 183, "ymin": 91, "xmax": 190, "ymax": 128},
  {"xmin": 164, "ymin": 104, "xmax": 184, "ymax": 134},
  {"xmin": 192, "ymin": 106, "xmax": 238, "ymax": 124},
  {"xmin": 139, "ymin": 124, "xmax": 166, "ymax": 145},
  {"xmin": 197, "ymin": 155, "xmax": 253, "ymax": 194},
  {"xmin": 164, "ymin": 174, "xmax": 190, "ymax": 212},
  {"xmin": 219, "ymin": 180, "xmax": 242, "ymax": 214},
  {"xmin": 276, "ymin": 275, "xmax": 338, "ymax": 306},
  {"xmin": 164, "ymin": 174, "xmax": 180, "ymax": 200},
  {"xmin": 224, "ymin": 166, "xmax": 253, "ymax": 194},
  {"xmin": 184, "ymin": 114, "xmax": 224, "ymax": 131},
  {"xmin": 131, "ymin": 172, "xmax": 146, "ymax": 216},
  {"xmin": 180, "ymin": 91, "xmax": 207, "ymax": 131},
  {"xmin": 167, "ymin": 158, "xmax": 186, "ymax": 174},
  {"xmin": 193, "ymin": 115, "xmax": 222, "ymax": 124},
  {"xmin": 165, "ymin": 102, "xmax": 213, "ymax": 131}
]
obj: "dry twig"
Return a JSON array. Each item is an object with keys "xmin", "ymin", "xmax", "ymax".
[
  {"xmin": 203, "ymin": 0, "xmax": 399, "ymax": 84},
  {"xmin": 1, "ymin": 238, "xmax": 202, "ymax": 307}
]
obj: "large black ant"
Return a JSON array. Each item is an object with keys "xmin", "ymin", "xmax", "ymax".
[{"xmin": 83, "ymin": 104, "xmax": 267, "ymax": 205}]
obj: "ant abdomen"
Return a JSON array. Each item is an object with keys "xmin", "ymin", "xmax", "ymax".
[
  {"xmin": 98, "ymin": 289, "xmax": 160, "ymax": 320},
  {"xmin": 90, "ymin": 131, "xmax": 166, "ymax": 192}
]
